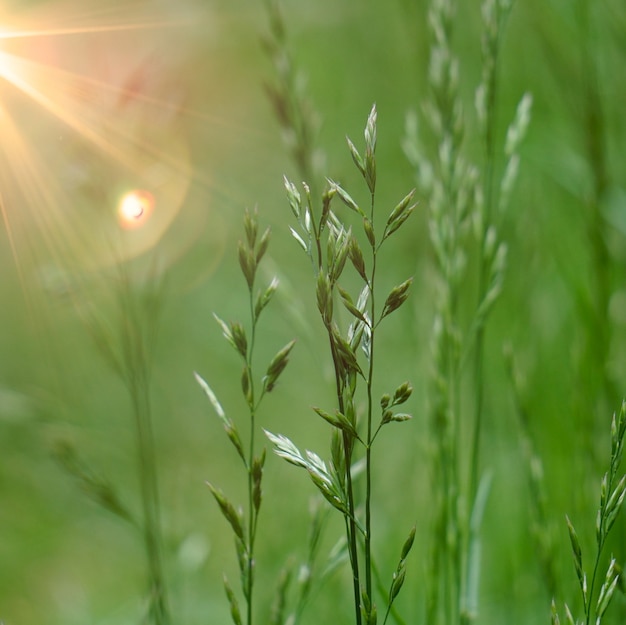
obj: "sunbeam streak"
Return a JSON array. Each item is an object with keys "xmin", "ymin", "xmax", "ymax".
[
  {"xmin": 0, "ymin": 49, "xmax": 140, "ymax": 169},
  {"xmin": 0, "ymin": 18, "xmax": 186, "ymax": 41}
]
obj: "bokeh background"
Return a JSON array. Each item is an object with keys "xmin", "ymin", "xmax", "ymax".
[{"xmin": 1, "ymin": 0, "xmax": 625, "ymax": 623}]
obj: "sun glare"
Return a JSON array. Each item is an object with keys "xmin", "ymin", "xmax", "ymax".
[
  {"xmin": 118, "ymin": 189, "xmax": 154, "ymax": 229},
  {"xmin": 0, "ymin": 2, "xmax": 198, "ymax": 274}
]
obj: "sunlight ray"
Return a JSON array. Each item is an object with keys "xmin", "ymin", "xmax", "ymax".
[
  {"xmin": 0, "ymin": 50, "xmax": 143, "ymax": 170},
  {"xmin": 0, "ymin": 19, "xmax": 185, "ymax": 41},
  {"xmin": 0, "ymin": 105, "xmax": 88, "ymax": 269}
]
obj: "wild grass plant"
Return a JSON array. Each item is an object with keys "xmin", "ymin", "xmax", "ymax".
[
  {"xmin": 261, "ymin": 0, "xmax": 324, "ymax": 189},
  {"xmin": 56, "ymin": 261, "xmax": 171, "ymax": 625},
  {"xmin": 402, "ymin": 0, "xmax": 531, "ymax": 622},
  {"xmin": 266, "ymin": 104, "xmax": 418, "ymax": 625},
  {"xmin": 551, "ymin": 401, "xmax": 626, "ymax": 625},
  {"xmin": 194, "ymin": 208, "xmax": 296, "ymax": 625}
]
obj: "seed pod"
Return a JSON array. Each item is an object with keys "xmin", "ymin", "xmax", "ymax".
[
  {"xmin": 223, "ymin": 574, "xmax": 243, "ymax": 625},
  {"xmin": 347, "ymin": 136, "xmax": 365, "ymax": 177},
  {"xmin": 329, "ymin": 179, "xmax": 363, "ymax": 216},
  {"xmin": 243, "ymin": 208, "xmax": 258, "ymax": 248},
  {"xmin": 349, "ymin": 237, "xmax": 368, "ymax": 282},
  {"xmin": 231, "ymin": 322, "xmax": 248, "ymax": 359},
  {"xmin": 255, "ymin": 277, "xmax": 279, "ymax": 319},
  {"xmin": 381, "ymin": 278, "xmax": 413, "ymax": 319},
  {"xmin": 238, "ymin": 241, "xmax": 255, "ymax": 290},
  {"xmin": 264, "ymin": 340, "xmax": 296, "ymax": 392},
  {"xmin": 208, "ymin": 483, "xmax": 245, "ymax": 541},
  {"xmin": 363, "ymin": 217, "xmax": 376, "ymax": 248},
  {"xmin": 393, "ymin": 381, "xmax": 413, "ymax": 405},
  {"xmin": 256, "ymin": 227, "xmax": 271, "ymax": 263}
]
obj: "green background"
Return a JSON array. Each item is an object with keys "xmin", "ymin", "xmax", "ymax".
[{"xmin": 1, "ymin": 0, "xmax": 625, "ymax": 623}]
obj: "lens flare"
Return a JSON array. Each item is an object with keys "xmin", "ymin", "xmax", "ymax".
[
  {"xmin": 0, "ymin": 3, "xmax": 202, "ymax": 274},
  {"xmin": 118, "ymin": 189, "xmax": 154, "ymax": 229}
]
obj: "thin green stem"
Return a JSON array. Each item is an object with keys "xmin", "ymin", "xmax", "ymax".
[
  {"xmin": 344, "ymin": 431, "xmax": 362, "ymax": 625},
  {"xmin": 314, "ymin": 228, "xmax": 362, "ymax": 625},
  {"xmin": 365, "ymin": 191, "xmax": 377, "ymax": 606},
  {"xmin": 131, "ymin": 374, "xmax": 170, "ymax": 625},
  {"xmin": 118, "ymin": 273, "xmax": 170, "ymax": 625},
  {"xmin": 440, "ymin": 137, "xmax": 462, "ymax": 625},
  {"xmin": 334, "ymin": 338, "xmax": 361, "ymax": 625},
  {"xmin": 465, "ymin": 28, "xmax": 500, "ymax": 623},
  {"xmin": 585, "ymin": 475, "xmax": 613, "ymax": 625},
  {"xmin": 246, "ymin": 284, "xmax": 260, "ymax": 625},
  {"xmin": 585, "ymin": 553, "xmax": 602, "ymax": 625},
  {"xmin": 469, "ymin": 0, "xmax": 509, "ymax": 513}
]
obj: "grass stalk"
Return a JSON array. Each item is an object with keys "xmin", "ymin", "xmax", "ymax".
[
  {"xmin": 465, "ymin": 3, "xmax": 514, "ymax": 621},
  {"xmin": 58, "ymin": 243, "xmax": 172, "ymax": 625},
  {"xmin": 314, "ymin": 216, "xmax": 363, "ymax": 625},
  {"xmin": 552, "ymin": 401, "xmax": 626, "ymax": 625},
  {"xmin": 116, "ymin": 265, "xmax": 171, "ymax": 625},
  {"xmin": 364, "ymin": 182, "xmax": 378, "ymax": 614},
  {"xmin": 469, "ymin": 0, "xmax": 511, "ymax": 509},
  {"xmin": 244, "ymin": 287, "xmax": 261, "ymax": 625},
  {"xmin": 269, "ymin": 104, "xmax": 416, "ymax": 625},
  {"xmin": 262, "ymin": 0, "xmax": 322, "ymax": 190},
  {"xmin": 408, "ymin": 1, "xmax": 468, "ymax": 620},
  {"xmin": 198, "ymin": 208, "xmax": 295, "ymax": 625},
  {"xmin": 130, "ymin": 367, "xmax": 170, "ymax": 625},
  {"xmin": 404, "ymin": 1, "xmax": 530, "ymax": 622}
]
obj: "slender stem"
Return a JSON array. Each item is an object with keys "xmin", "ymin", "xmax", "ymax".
[
  {"xmin": 119, "ymin": 274, "xmax": 170, "ymax": 625},
  {"xmin": 465, "ymin": 34, "xmax": 499, "ymax": 624},
  {"xmin": 131, "ymin": 374, "xmax": 170, "ymax": 625},
  {"xmin": 246, "ymin": 286, "xmax": 259, "ymax": 625},
  {"xmin": 343, "ymin": 430, "xmax": 362, "ymax": 625},
  {"xmin": 469, "ymin": 0, "xmax": 502, "ymax": 522},
  {"xmin": 464, "ymin": 8, "xmax": 512, "ymax": 623},
  {"xmin": 585, "ymin": 552, "xmax": 602, "ymax": 625},
  {"xmin": 315, "ymin": 229, "xmax": 362, "ymax": 625},
  {"xmin": 585, "ymin": 476, "xmax": 611, "ymax": 625},
  {"xmin": 365, "ymin": 191, "xmax": 377, "ymax": 605},
  {"xmin": 450, "ymin": 356, "xmax": 460, "ymax": 625},
  {"xmin": 334, "ymin": 337, "xmax": 361, "ymax": 625},
  {"xmin": 441, "ymin": 128, "xmax": 462, "ymax": 625}
]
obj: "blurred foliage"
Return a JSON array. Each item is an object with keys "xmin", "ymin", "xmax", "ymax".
[{"xmin": 0, "ymin": 0, "xmax": 625, "ymax": 624}]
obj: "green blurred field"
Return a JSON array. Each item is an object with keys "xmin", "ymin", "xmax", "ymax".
[{"xmin": 1, "ymin": 0, "xmax": 625, "ymax": 623}]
